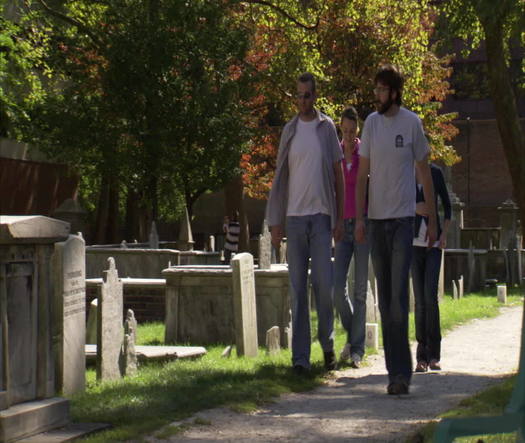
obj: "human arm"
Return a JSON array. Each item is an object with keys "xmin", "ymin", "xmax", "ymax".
[
  {"xmin": 333, "ymin": 159, "xmax": 345, "ymax": 242},
  {"xmin": 415, "ymin": 156, "xmax": 437, "ymax": 247},
  {"xmin": 355, "ymin": 155, "xmax": 370, "ymax": 243},
  {"xmin": 270, "ymin": 225, "xmax": 284, "ymax": 248},
  {"xmin": 435, "ymin": 166, "xmax": 452, "ymax": 249}
]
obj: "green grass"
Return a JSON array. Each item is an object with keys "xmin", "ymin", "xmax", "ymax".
[
  {"xmin": 72, "ymin": 288, "xmax": 523, "ymax": 442},
  {"xmin": 407, "ymin": 376, "xmax": 518, "ymax": 442}
]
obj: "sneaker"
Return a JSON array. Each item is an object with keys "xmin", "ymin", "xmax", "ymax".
[
  {"xmin": 415, "ymin": 361, "xmax": 428, "ymax": 373},
  {"xmin": 429, "ymin": 359, "xmax": 441, "ymax": 370},
  {"xmin": 350, "ymin": 353, "xmax": 362, "ymax": 369},
  {"xmin": 292, "ymin": 364, "xmax": 310, "ymax": 376},
  {"xmin": 340, "ymin": 343, "xmax": 351, "ymax": 362},
  {"xmin": 324, "ymin": 350, "xmax": 337, "ymax": 371},
  {"xmin": 387, "ymin": 380, "xmax": 410, "ymax": 395}
]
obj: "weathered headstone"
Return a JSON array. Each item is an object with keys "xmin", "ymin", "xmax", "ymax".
[
  {"xmin": 122, "ymin": 309, "xmax": 138, "ymax": 376},
  {"xmin": 221, "ymin": 345, "xmax": 232, "ymax": 358},
  {"xmin": 86, "ymin": 298, "xmax": 98, "ymax": 344},
  {"xmin": 97, "ymin": 258, "xmax": 124, "ymax": 380},
  {"xmin": 498, "ymin": 199, "xmax": 519, "ymax": 250},
  {"xmin": 265, "ymin": 326, "xmax": 280, "ymax": 355},
  {"xmin": 258, "ymin": 221, "xmax": 272, "ymax": 270},
  {"xmin": 452, "ymin": 280, "xmax": 459, "ymax": 300},
  {"xmin": 458, "ymin": 275, "xmax": 464, "ymax": 299},
  {"xmin": 149, "ymin": 221, "xmax": 159, "ymax": 249},
  {"xmin": 447, "ymin": 192, "xmax": 465, "ymax": 249},
  {"xmin": 285, "ymin": 323, "xmax": 292, "ymax": 349},
  {"xmin": 231, "ymin": 253, "xmax": 258, "ymax": 357},
  {"xmin": 177, "ymin": 206, "xmax": 195, "ymax": 251},
  {"xmin": 365, "ymin": 280, "xmax": 378, "ymax": 323},
  {"xmin": 53, "ymin": 234, "xmax": 86, "ymax": 395},
  {"xmin": 497, "ymin": 285, "xmax": 507, "ymax": 304},
  {"xmin": 365, "ymin": 323, "xmax": 378, "ymax": 350},
  {"xmin": 208, "ymin": 235, "xmax": 215, "ymax": 252}
]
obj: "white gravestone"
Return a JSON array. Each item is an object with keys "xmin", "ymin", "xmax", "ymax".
[
  {"xmin": 258, "ymin": 221, "xmax": 272, "ymax": 270},
  {"xmin": 97, "ymin": 258, "xmax": 124, "ymax": 380},
  {"xmin": 266, "ymin": 326, "xmax": 280, "ymax": 355},
  {"xmin": 497, "ymin": 285, "xmax": 507, "ymax": 304},
  {"xmin": 53, "ymin": 234, "xmax": 86, "ymax": 395},
  {"xmin": 231, "ymin": 253, "xmax": 258, "ymax": 357},
  {"xmin": 458, "ymin": 275, "xmax": 464, "ymax": 299},
  {"xmin": 452, "ymin": 280, "xmax": 459, "ymax": 300},
  {"xmin": 365, "ymin": 323, "xmax": 378, "ymax": 351}
]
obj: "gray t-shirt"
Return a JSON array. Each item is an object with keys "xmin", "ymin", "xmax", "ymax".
[{"xmin": 360, "ymin": 107, "xmax": 429, "ymax": 219}]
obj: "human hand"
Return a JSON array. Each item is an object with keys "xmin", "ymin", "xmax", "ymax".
[{"xmin": 271, "ymin": 225, "xmax": 284, "ymax": 248}]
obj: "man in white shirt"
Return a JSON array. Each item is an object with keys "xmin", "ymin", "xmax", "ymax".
[
  {"xmin": 355, "ymin": 65, "xmax": 437, "ymax": 395},
  {"xmin": 266, "ymin": 73, "xmax": 345, "ymax": 374}
]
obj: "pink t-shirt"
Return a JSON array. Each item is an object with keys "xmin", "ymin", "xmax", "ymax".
[{"xmin": 342, "ymin": 138, "xmax": 362, "ymax": 219}]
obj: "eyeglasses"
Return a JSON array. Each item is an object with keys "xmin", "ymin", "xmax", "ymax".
[
  {"xmin": 373, "ymin": 86, "xmax": 390, "ymax": 95},
  {"xmin": 296, "ymin": 92, "xmax": 313, "ymax": 100}
]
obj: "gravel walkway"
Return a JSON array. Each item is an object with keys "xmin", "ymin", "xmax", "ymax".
[{"xmin": 148, "ymin": 304, "xmax": 523, "ymax": 442}]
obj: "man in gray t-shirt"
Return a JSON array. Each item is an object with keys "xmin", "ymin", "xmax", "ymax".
[{"xmin": 355, "ymin": 65, "xmax": 437, "ymax": 395}]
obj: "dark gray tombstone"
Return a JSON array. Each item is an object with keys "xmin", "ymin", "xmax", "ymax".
[
  {"xmin": 149, "ymin": 221, "xmax": 159, "ymax": 250},
  {"xmin": 498, "ymin": 199, "xmax": 519, "ymax": 250},
  {"xmin": 97, "ymin": 258, "xmax": 124, "ymax": 381},
  {"xmin": 231, "ymin": 253, "xmax": 258, "ymax": 357},
  {"xmin": 467, "ymin": 244, "xmax": 475, "ymax": 293},
  {"xmin": 53, "ymin": 234, "xmax": 86, "ymax": 395},
  {"xmin": 0, "ymin": 216, "xmax": 70, "ymax": 441}
]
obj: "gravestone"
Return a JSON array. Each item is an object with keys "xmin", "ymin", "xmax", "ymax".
[
  {"xmin": 178, "ymin": 206, "xmax": 195, "ymax": 251},
  {"xmin": 458, "ymin": 275, "xmax": 464, "ymax": 299},
  {"xmin": 258, "ymin": 221, "xmax": 272, "ymax": 270},
  {"xmin": 149, "ymin": 221, "xmax": 159, "ymax": 249},
  {"xmin": 498, "ymin": 199, "xmax": 519, "ymax": 250},
  {"xmin": 123, "ymin": 309, "xmax": 138, "ymax": 376},
  {"xmin": 365, "ymin": 323, "xmax": 378, "ymax": 350},
  {"xmin": 467, "ymin": 244, "xmax": 475, "ymax": 293},
  {"xmin": 231, "ymin": 253, "xmax": 258, "ymax": 357},
  {"xmin": 208, "ymin": 235, "xmax": 215, "ymax": 252},
  {"xmin": 366, "ymin": 280, "xmax": 378, "ymax": 323},
  {"xmin": 53, "ymin": 234, "xmax": 86, "ymax": 395},
  {"xmin": 452, "ymin": 280, "xmax": 459, "ymax": 300},
  {"xmin": 221, "ymin": 345, "xmax": 233, "ymax": 358},
  {"xmin": 97, "ymin": 258, "xmax": 124, "ymax": 380},
  {"xmin": 447, "ymin": 192, "xmax": 465, "ymax": 249},
  {"xmin": 266, "ymin": 326, "xmax": 280, "ymax": 355},
  {"xmin": 86, "ymin": 299, "xmax": 98, "ymax": 344},
  {"xmin": 497, "ymin": 285, "xmax": 507, "ymax": 304}
]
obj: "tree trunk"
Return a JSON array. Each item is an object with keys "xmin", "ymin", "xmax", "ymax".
[
  {"xmin": 481, "ymin": 17, "xmax": 525, "ymax": 229},
  {"xmin": 94, "ymin": 172, "xmax": 120, "ymax": 244}
]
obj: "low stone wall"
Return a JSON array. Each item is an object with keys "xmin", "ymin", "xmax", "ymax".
[
  {"xmin": 163, "ymin": 265, "xmax": 290, "ymax": 347},
  {"xmin": 86, "ymin": 248, "xmax": 221, "ymax": 279},
  {"xmin": 86, "ymin": 278, "xmax": 166, "ymax": 323}
]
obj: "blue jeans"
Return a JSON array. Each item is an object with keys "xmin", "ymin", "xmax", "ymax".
[
  {"xmin": 369, "ymin": 217, "xmax": 414, "ymax": 384},
  {"xmin": 286, "ymin": 213, "xmax": 334, "ymax": 369},
  {"xmin": 334, "ymin": 219, "xmax": 369, "ymax": 358},
  {"xmin": 411, "ymin": 246, "xmax": 442, "ymax": 363}
]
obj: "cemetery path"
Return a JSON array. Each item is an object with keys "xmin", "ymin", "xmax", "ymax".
[{"xmin": 146, "ymin": 304, "xmax": 523, "ymax": 442}]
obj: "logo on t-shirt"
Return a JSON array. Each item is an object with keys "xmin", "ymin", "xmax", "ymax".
[{"xmin": 395, "ymin": 135, "xmax": 404, "ymax": 148}]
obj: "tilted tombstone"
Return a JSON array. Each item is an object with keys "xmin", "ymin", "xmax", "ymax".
[
  {"xmin": 177, "ymin": 206, "xmax": 195, "ymax": 251},
  {"xmin": 266, "ymin": 326, "xmax": 280, "ymax": 355},
  {"xmin": 258, "ymin": 220, "xmax": 272, "ymax": 270},
  {"xmin": 97, "ymin": 258, "xmax": 124, "ymax": 381},
  {"xmin": 231, "ymin": 253, "xmax": 258, "ymax": 357},
  {"xmin": 53, "ymin": 234, "xmax": 86, "ymax": 395},
  {"xmin": 122, "ymin": 309, "xmax": 138, "ymax": 376}
]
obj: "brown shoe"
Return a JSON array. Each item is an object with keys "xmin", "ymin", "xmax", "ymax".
[
  {"xmin": 429, "ymin": 359, "xmax": 441, "ymax": 370},
  {"xmin": 415, "ymin": 361, "xmax": 428, "ymax": 373}
]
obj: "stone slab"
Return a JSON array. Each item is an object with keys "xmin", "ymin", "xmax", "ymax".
[
  {"xmin": 0, "ymin": 216, "xmax": 70, "ymax": 243},
  {"xmin": 0, "ymin": 397, "xmax": 69, "ymax": 442},
  {"xmin": 16, "ymin": 422, "xmax": 110, "ymax": 443},
  {"xmin": 86, "ymin": 345, "xmax": 206, "ymax": 361}
]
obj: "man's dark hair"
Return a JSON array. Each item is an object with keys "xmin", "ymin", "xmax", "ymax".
[
  {"xmin": 374, "ymin": 64, "xmax": 404, "ymax": 105},
  {"xmin": 298, "ymin": 72, "xmax": 316, "ymax": 92},
  {"xmin": 341, "ymin": 106, "xmax": 359, "ymax": 123}
]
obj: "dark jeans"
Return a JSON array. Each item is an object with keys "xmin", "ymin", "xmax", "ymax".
[
  {"xmin": 369, "ymin": 217, "xmax": 414, "ymax": 384},
  {"xmin": 411, "ymin": 246, "xmax": 442, "ymax": 363}
]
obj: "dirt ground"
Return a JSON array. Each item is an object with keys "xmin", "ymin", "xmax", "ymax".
[{"xmin": 146, "ymin": 304, "xmax": 523, "ymax": 442}]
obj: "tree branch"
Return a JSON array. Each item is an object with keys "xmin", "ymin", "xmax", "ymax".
[
  {"xmin": 241, "ymin": 0, "xmax": 319, "ymax": 30},
  {"xmin": 35, "ymin": 0, "xmax": 104, "ymax": 48}
]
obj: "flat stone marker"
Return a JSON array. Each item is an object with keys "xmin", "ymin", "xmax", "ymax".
[
  {"xmin": 365, "ymin": 323, "xmax": 378, "ymax": 350},
  {"xmin": 231, "ymin": 253, "xmax": 258, "ymax": 357},
  {"xmin": 497, "ymin": 285, "xmax": 507, "ymax": 304},
  {"xmin": 123, "ymin": 309, "xmax": 138, "ymax": 376},
  {"xmin": 53, "ymin": 234, "xmax": 86, "ymax": 395},
  {"xmin": 86, "ymin": 345, "xmax": 206, "ymax": 361},
  {"xmin": 266, "ymin": 326, "xmax": 280, "ymax": 355},
  {"xmin": 85, "ymin": 299, "xmax": 98, "ymax": 345},
  {"xmin": 258, "ymin": 221, "xmax": 272, "ymax": 270},
  {"xmin": 97, "ymin": 258, "xmax": 123, "ymax": 381}
]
